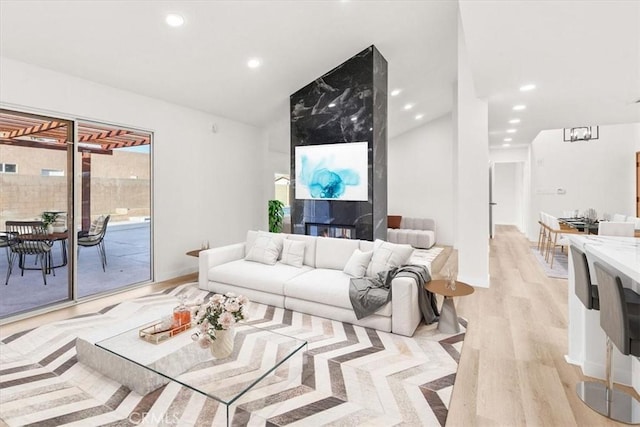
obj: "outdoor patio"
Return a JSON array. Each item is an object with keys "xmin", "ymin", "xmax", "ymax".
[{"xmin": 0, "ymin": 222, "xmax": 151, "ymax": 318}]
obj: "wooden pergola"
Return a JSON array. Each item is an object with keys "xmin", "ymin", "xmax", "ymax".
[{"xmin": 0, "ymin": 109, "xmax": 151, "ymax": 229}]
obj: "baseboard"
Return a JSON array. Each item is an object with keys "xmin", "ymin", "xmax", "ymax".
[
  {"xmin": 564, "ymin": 354, "xmax": 583, "ymax": 367},
  {"xmin": 156, "ymin": 267, "xmax": 197, "ymax": 283},
  {"xmin": 583, "ymin": 359, "xmax": 633, "ymax": 386}
]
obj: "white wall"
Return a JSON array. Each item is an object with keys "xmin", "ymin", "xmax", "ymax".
[
  {"xmin": 0, "ymin": 57, "xmax": 268, "ymax": 281},
  {"xmin": 455, "ymin": 17, "xmax": 490, "ymax": 287},
  {"xmin": 528, "ymin": 123, "xmax": 639, "ymax": 241},
  {"xmin": 388, "ymin": 114, "xmax": 454, "ymax": 245}
]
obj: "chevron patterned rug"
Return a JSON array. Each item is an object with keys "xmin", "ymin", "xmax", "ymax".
[{"xmin": 0, "ymin": 282, "xmax": 466, "ymax": 426}]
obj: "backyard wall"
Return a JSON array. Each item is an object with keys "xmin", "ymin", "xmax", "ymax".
[
  {"xmin": 1, "ymin": 145, "xmax": 150, "ymax": 226},
  {"xmin": 0, "ymin": 57, "xmax": 268, "ymax": 281}
]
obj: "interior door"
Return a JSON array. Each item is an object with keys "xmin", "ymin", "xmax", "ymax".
[{"xmin": 489, "ymin": 163, "xmax": 496, "ymax": 238}]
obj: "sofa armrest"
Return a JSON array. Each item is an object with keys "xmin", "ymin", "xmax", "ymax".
[
  {"xmin": 391, "ymin": 276, "xmax": 422, "ymax": 336},
  {"xmin": 198, "ymin": 243, "xmax": 245, "ymax": 290}
]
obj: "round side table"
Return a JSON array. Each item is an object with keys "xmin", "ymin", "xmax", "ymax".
[{"xmin": 425, "ymin": 279, "xmax": 474, "ymax": 334}]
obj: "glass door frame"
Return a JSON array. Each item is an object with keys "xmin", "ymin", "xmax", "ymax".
[
  {"xmin": 0, "ymin": 104, "xmax": 154, "ymax": 324},
  {"xmin": 73, "ymin": 118, "xmax": 154, "ymax": 300}
]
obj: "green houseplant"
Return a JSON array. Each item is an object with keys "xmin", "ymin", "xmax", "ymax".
[
  {"xmin": 41, "ymin": 212, "xmax": 59, "ymax": 232},
  {"xmin": 268, "ymin": 200, "xmax": 285, "ymax": 233}
]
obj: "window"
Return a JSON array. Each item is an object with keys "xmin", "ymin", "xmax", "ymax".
[
  {"xmin": 274, "ymin": 173, "xmax": 290, "ymax": 215},
  {"xmin": 41, "ymin": 169, "xmax": 65, "ymax": 177},
  {"xmin": 0, "ymin": 163, "xmax": 17, "ymax": 173}
]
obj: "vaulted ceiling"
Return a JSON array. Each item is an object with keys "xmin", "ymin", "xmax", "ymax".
[{"xmin": 0, "ymin": 0, "xmax": 638, "ymax": 148}]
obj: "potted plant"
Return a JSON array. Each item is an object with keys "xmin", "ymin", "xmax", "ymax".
[
  {"xmin": 41, "ymin": 212, "xmax": 59, "ymax": 234},
  {"xmin": 268, "ymin": 200, "xmax": 285, "ymax": 233}
]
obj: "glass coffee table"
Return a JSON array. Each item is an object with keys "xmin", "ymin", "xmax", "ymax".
[{"xmin": 92, "ymin": 322, "xmax": 307, "ymax": 426}]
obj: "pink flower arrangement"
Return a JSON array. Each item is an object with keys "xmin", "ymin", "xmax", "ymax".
[{"xmin": 191, "ymin": 292, "xmax": 248, "ymax": 344}]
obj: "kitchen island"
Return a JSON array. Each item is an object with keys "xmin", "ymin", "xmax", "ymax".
[{"xmin": 566, "ymin": 235, "xmax": 640, "ymax": 394}]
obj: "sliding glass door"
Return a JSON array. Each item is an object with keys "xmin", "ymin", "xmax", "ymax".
[
  {"xmin": 76, "ymin": 121, "xmax": 152, "ymax": 297},
  {"xmin": 0, "ymin": 109, "xmax": 152, "ymax": 319},
  {"xmin": 0, "ymin": 109, "xmax": 73, "ymax": 317}
]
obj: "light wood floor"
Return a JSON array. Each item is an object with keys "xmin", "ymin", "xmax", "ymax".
[
  {"xmin": 1, "ymin": 225, "xmax": 635, "ymax": 426},
  {"xmin": 447, "ymin": 224, "xmax": 634, "ymax": 427}
]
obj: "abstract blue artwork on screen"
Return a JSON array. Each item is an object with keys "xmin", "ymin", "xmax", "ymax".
[{"xmin": 295, "ymin": 142, "xmax": 368, "ymax": 201}]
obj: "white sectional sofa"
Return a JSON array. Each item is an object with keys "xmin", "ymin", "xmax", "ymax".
[
  {"xmin": 199, "ymin": 231, "xmax": 424, "ymax": 336},
  {"xmin": 387, "ymin": 217, "xmax": 436, "ymax": 249}
]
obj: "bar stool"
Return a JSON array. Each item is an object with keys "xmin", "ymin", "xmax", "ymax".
[
  {"xmin": 571, "ymin": 245, "xmax": 602, "ymax": 404},
  {"xmin": 571, "ymin": 245, "xmax": 599, "ymax": 311},
  {"xmin": 585, "ymin": 263, "xmax": 640, "ymax": 424}
]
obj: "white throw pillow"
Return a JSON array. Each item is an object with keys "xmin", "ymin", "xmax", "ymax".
[
  {"xmin": 366, "ymin": 239, "xmax": 414, "ymax": 277},
  {"xmin": 245, "ymin": 232, "xmax": 283, "ymax": 265},
  {"xmin": 343, "ymin": 249, "xmax": 374, "ymax": 278},
  {"xmin": 281, "ymin": 239, "xmax": 306, "ymax": 268}
]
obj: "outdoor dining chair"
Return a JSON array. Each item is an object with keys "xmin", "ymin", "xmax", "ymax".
[
  {"xmin": 4, "ymin": 221, "xmax": 54, "ymax": 286},
  {"xmin": 78, "ymin": 215, "xmax": 111, "ymax": 272}
]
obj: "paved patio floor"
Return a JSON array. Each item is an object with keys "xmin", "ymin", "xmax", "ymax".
[{"xmin": 0, "ymin": 222, "xmax": 151, "ymax": 318}]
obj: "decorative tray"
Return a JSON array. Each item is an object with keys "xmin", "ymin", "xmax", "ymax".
[{"xmin": 139, "ymin": 321, "xmax": 192, "ymax": 344}]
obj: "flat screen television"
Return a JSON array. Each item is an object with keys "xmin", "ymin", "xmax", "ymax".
[{"xmin": 294, "ymin": 142, "xmax": 368, "ymax": 201}]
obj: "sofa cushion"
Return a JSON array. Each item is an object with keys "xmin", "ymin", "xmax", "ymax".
[
  {"xmin": 366, "ymin": 239, "xmax": 414, "ymax": 278},
  {"xmin": 359, "ymin": 240, "xmax": 374, "ymax": 252},
  {"xmin": 284, "ymin": 268, "xmax": 391, "ymax": 316},
  {"xmin": 401, "ymin": 217, "xmax": 435, "ymax": 231},
  {"xmin": 245, "ymin": 231, "xmax": 283, "ymax": 265},
  {"xmin": 315, "ymin": 237, "xmax": 360, "ymax": 270},
  {"xmin": 208, "ymin": 259, "xmax": 311, "ymax": 294},
  {"xmin": 246, "ymin": 230, "xmax": 284, "ymax": 255},
  {"xmin": 285, "ymin": 234, "xmax": 317, "ymax": 267},
  {"xmin": 343, "ymin": 249, "xmax": 373, "ymax": 278},
  {"xmin": 246, "ymin": 230, "xmax": 259, "ymax": 253},
  {"xmin": 387, "ymin": 228, "xmax": 435, "ymax": 249},
  {"xmin": 281, "ymin": 239, "xmax": 305, "ymax": 268}
]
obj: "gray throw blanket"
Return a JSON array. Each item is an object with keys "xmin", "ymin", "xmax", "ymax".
[{"xmin": 349, "ymin": 264, "xmax": 439, "ymax": 324}]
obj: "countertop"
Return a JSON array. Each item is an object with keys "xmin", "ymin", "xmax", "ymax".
[{"xmin": 568, "ymin": 235, "xmax": 640, "ymax": 284}]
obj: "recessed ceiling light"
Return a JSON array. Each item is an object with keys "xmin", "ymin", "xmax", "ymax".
[
  {"xmin": 519, "ymin": 84, "xmax": 536, "ymax": 92},
  {"xmin": 403, "ymin": 103, "xmax": 414, "ymax": 110},
  {"xmin": 165, "ymin": 13, "xmax": 184, "ymax": 27},
  {"xmin": 247, "ymin": 58, "xmax": 261, "ymax": 69},
  {"xmin": 512, "ymin": 105, "xmax": 526, "ymax": 111},
  {"xmin": 509, "ymin": 118, "xmax": 521, "ymax": 124},
  {"xmin": 328, "ymin": 103, "xmax": 336, "ymax": 108},
  {"xmin": 502, "ymin": 143, "xmax": 511, "ymax": 147},
  {"xmin": 391, "ymin": 89, "xmax": 402, "ymax": 97},
  {"xmin": 415, "ymin": 114, "xmax": 424, "ymax": 120},
  {"xmin": 504, "ymin": 137, "xmax": 512, "ymax": 142},
  {"xmin": 350, "ymin": 116, "xmax": 357, "ymax": 121},
  {"xmin": 506, "ymin": 129, "xmax": 517, "ymax": 133}
]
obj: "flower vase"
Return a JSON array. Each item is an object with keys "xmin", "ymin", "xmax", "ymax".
[{"xmin": 210, "ymin": 328, "xmax": 234, "ymax": 358}]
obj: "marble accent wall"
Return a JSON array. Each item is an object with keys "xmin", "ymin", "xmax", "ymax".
[{"xmin": 290, "ymin": 46, "xmax": 388, "ymax": 241}]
